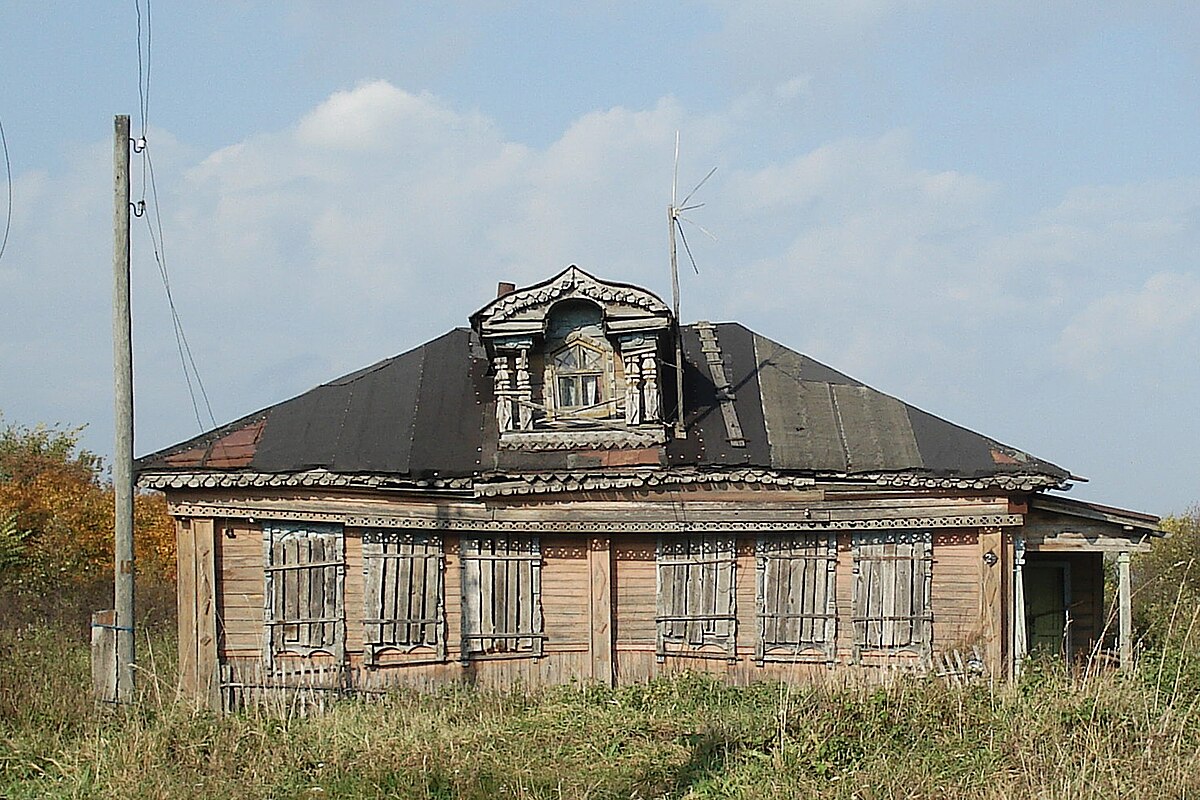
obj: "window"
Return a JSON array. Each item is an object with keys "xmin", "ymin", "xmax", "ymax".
[
  {"xmin": 656, "ymin": 534, "xmax": 737, "ymax": 659},
  {"xmin": 549, "ymin": 336, "xmax": 611, "ymax": 415},
  {"xmin": 756, "ymin": 533, "xmax": 837, "ymax": 662},
  {"xmin": 263, "ymin": 521, "xmax": 345, "ymax": 665},
  {"xmin": 852, "ymin": 531, "xmax": 932, "ymax": 659},
  {"xmin": 553, "ymin": 341, "xmax": 605, "ymax": 409},
  {"xmin": 361, "ymin": 530, "xmax": 445, "ymax": 664},
  {"xmin": 460, "ymin": 535, "xmax": 543, "ymax": 658}
]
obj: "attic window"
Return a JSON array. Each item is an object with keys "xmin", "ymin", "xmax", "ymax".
[{"xmin": 550, "ymin": 337, "xmax": 608, "ymax": 413}]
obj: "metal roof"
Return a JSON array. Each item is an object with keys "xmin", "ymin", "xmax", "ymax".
[{"xmin": 137, "ymin": 322, "xmax": 1072, "ymax": 485}]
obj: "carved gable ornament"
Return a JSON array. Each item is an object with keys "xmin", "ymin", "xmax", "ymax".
[{"xmin": 471, "ymin": 266, "xmax": 673, "ymax": 449}]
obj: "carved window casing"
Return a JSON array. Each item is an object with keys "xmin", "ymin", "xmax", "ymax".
[
  {"xmin": 361, "ymin": 529, "xmax": 445, "ymax": 664},
  {"xmin": 475, "ymin": 267, "xmax": 672, "ymax": 448},
  {"xmin": 655, "ymin": 534, "xmax": 738, "ymax": 660},
  {"xmin": 756, "ymin": 533, "xmax": 838, "ymax": 663},
  {"xmin": 851, "ymin": 530, "xmax": 933, "ymax": 661},
  {"xmin": 262, "ymin": 521, "xmax": 345, "ymax": 667},
  {"xmin": 460, "ymin": 535, "xmax": 544, "ymax": 659}
]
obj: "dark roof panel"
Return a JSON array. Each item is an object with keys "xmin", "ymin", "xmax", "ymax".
[{"xmin": 139, "ymin": 322, "xmax": 1070, "ymax": 483}]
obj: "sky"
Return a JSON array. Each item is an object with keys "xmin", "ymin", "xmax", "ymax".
[{"xmin": 1, "ymin": 2, "xmax": 1198, "ymax": 515}]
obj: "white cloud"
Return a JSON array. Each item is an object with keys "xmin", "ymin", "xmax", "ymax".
[
  {"xmin": 6, "ymin": 78, "xmax": 1200, "ymax": 513},
  {"xmin": 1055, "ymin": 272, "xmax": 1200, "ymax": 378}
]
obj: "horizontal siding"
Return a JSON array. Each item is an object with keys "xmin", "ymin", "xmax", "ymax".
[{"xmin": 215, "ymin": 523, "xmax": 994, "ymax": 684}]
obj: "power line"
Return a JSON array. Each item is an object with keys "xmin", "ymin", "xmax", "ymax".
[
  {"xmin": 144, "ymin": 148, "xmax": 216, "ymax": 430},
  {"xmin": 0, "ymin": 116, "xmax": 11, "ymax": 265},
  {"xmin": 132, "ymin": 0, "xmax": 217, "ymax": 432}
]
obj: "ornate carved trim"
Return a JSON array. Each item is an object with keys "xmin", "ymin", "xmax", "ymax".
[
  {"xmin": 167, "ymin": 500, "xmax": 1024, "ymax": 534},
  {"xmin": 138, "ymin": 470, "xmax": 473, "ymax": 492},
  {"xmin": 140, "ymin": 466, "xmax": 1061, "ymax": 497},
  {"xmin": 497, "ymin": 428, "xmax": 667, "ymax": 451},
  {"xmin": 479, "ymin": 266, "xmax": 671, "ymax": 328}
]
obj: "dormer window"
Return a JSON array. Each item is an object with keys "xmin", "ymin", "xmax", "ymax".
[
  {"xmin": 472, "ymin": 266, "xmax": 673, "ymax": 450},
  {"xmin": 552, "ymin": 337, "xmax": 606, "ymax": 412}
]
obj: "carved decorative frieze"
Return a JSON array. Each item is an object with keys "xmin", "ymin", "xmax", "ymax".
[
  {"xmin": 497, "ymin": 428, "xmax": 667, "ymax": 451},
  {"xmin": 167, "ymin": 499, "xmax": 1026, "ymax": 534}
]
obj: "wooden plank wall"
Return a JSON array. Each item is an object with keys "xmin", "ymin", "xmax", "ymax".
[
  {"xmin": 203, "ymin": 517, "xmax": 989, "ymax": 694},
  {"xmin": 177, "ymin": 517, "xmax": 218, "ymax": 708}
]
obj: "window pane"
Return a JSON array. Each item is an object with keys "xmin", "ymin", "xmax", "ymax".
[
  {"xmin": 554, "ymin": 348, "xmax": 577, "ymax": 368},
  {"xmin": 558, "ymin": 376, "xmax": 578, "ymax": 407},
  {"xmin": 582, "ymin": 375, "xmax": 599, "ymax": 405}
]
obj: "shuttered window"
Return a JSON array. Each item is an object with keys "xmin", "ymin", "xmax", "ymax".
[
  {"xmin": 756, "ymin": 533, "xmax": 837, "ymax": 662},
  {"xmin": 852, "ymin": 531, "xmax": 932, "ymax": 659},
  {"xmin": 460, "ymin": 535, "xmax": 543, "ymax": 658},
  {"xmin": 263, "ymin": 521, "xmax": 345, "ymax": 665},
  {"xmin": 656, "ymin": 534, "xmax": 737, "ymax": 660},
  {"xmin": 362, "ymin": 530, "xmax": 445, "ymax": 664}
]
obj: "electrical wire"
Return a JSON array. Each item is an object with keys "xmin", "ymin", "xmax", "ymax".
[
  {"xmin": 0, "ymin": 116, "xmax": 11, "ymax": 265},
  {"xmin": 144, "ymin": 148, "xmax": 216, "ymax": 431},
  {"xmin": 133, "ymin": 0, "xmax": 217, "ymax": 432}
]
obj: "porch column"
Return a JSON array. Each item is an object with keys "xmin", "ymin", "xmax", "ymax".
[
  {"xmin": 1011, "ymin": 534, "xmax": 1027, "ymax": 678},
  {"xmin": 1118, "ymin": 550, "xmax": 1133, "ymax": 668}
]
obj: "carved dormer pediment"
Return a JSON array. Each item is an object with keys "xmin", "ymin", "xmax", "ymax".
[
  {"xmin": 473, "ymin": 265, "xmax": 672, "ymax": 338},
  {"xmin": 471, "ymin": 266, "xmax": 672, "ymax": 450}
]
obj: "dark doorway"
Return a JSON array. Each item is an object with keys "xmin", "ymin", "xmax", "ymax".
[{"xmin": 1025, "ymin": 560, "xmax": 1071, "ymax": 659}]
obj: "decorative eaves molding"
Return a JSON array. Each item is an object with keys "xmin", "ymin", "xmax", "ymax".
[
  {"xmin": 166, "ymin": 497, "xmax": 1024, "ymax": 534},
  {"xmin": 139, "ymin": 466, "xmax": 1063, "ymax": 497}
]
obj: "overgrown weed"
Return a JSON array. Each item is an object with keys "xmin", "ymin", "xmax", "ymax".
[{"xmin": 3, "ymin": 576, "xmax": 1200, "ymax": 798}]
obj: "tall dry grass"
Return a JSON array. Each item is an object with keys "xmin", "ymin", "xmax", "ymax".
[
  {"xmin": 3, "ymin": 623, "xmax": 1200, "ymax": 798},
  {"xmin": 3, "ymin": 563, "xmax": 1200, "ymax": 799}
]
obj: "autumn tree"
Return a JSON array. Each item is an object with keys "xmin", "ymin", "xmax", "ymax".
[{"xmin": 0, "ymin": 414, "xmax": 175, "ymax": 593}]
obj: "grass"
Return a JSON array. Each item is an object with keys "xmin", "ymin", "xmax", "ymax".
[{"xmin": 3, "ymin": 592, "xmax": 1200, "ymax": 798}]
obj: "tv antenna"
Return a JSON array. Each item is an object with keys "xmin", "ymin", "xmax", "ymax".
[{"xmin": 668, "ymin": 131, "xmax": 717, "ymax": 437}]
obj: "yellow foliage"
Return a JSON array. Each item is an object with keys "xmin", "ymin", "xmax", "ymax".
[{"xmin": 0, "ymin": 416, "xmax": 175, "ymax": 590}]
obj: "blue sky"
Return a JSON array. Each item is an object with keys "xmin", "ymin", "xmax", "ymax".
[{"xmin": 1, "ymin": 2, "xmax": 1198, "ymax": 515}]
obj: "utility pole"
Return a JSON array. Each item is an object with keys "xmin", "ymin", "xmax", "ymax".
[{"xmin": 112, "ymin": 114, "xmax": 136, "ymax": 703}]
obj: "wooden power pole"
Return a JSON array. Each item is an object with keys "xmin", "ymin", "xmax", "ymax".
[{"xmin": 112, "ymin": 114, "xmax": 136, "ymax": 703}]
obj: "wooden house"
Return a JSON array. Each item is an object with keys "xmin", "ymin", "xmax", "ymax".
[{"xmin": 137, "ymin": 267, "xmax": 1162, "ymax": 709}]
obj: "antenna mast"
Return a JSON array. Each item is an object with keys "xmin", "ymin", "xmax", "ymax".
[
  {"xmin": 667, "ymin": 132, "xmax": 717, "ymax": 439},
  {"xmin": 669, "ymin": 133, "xmax": 684, "ymax": 437}
]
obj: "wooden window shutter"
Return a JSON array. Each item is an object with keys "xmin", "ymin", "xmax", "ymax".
[
  {"xmin": 460, "ymin": 535, "xmax": 543, "ymax": 659},
  {"xmin": 361, "ymin": 530, "xmax": 445, "ymax": 665},
  {"xmin": 852, "ymin": 530, "xmax": 933, "ymax": 661},
  {"xmin": 262, "ymin": 521, "xmax": 345, "ymax": 667},
  {"xmin": 755, "ymin": 532, "xmax": 837, "ymax": 664},
  {"xmin": 655, "ymin": 534, "xmax": 737, "ymax": 660}
]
